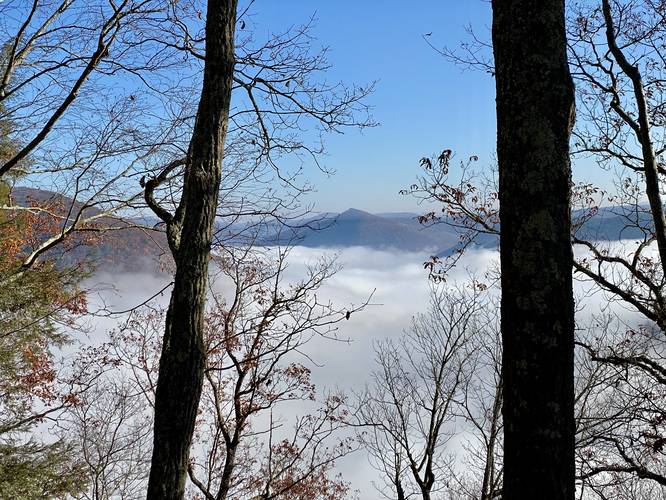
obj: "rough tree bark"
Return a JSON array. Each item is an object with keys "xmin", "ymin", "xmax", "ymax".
[
  {"xmin": 492, "ymin": 1, "xmax": 576, "ymax": 498},
  {"xmin": 145, "ymin": 1, "xmax": 239, "ymax": 498}
]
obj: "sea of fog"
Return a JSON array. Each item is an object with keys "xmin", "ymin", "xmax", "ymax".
[{"xmin": 81, "ymin": 242, "xmax": 647, "ymax": 498}]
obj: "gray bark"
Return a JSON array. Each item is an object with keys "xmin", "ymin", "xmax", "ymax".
[{"xmin": 146, "ymin": 1, "xmax": 239, "ymax": 498}]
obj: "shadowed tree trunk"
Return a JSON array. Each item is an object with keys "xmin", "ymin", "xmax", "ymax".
[
  {"xmin": 492, "ymin": 1, "xmax": 576, "ymax": 498},
  {"xmin": 145, "ymin": 1, "xmax": 239, "ymax": 498}
]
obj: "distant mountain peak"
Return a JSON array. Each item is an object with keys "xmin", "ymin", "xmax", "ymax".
[{"xmin": 338, "ymin": 208, "xmax": 376, "ymax": 219}]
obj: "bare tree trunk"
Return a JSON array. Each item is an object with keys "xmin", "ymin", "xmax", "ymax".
[
  {"xmin": 492, "ymin": 1, "xmax": 576, "ymax": 498},
  {"xmin": 600, "ymin": 0, "xmax": 666, "ymax": 278},
  {"xmin": 146, "ymin": 1, "xmax": 238, "ymax": 498},
  {"xmin": 480, "ymin": 382, "xmax": 502, "ymax": 500},
  {"xmin": 216, "ymin": 437, "xmax": 239, "ymax": 500},
  {"xmin": 396, "ymin": 479, "xmax": 406, "ymax": 500}
]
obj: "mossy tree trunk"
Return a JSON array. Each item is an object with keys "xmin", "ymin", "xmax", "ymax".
[{"xmin": 492, "ymin": 1, "xmax": 576, "ymax": 498}]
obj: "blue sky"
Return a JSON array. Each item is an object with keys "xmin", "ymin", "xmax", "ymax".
[{"xmin": 249, "ymin": 1, "xmax": 497, "ymax": 213}]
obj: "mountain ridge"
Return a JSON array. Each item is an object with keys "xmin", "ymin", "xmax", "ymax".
[{"xmin": 10, "ymin": 186, "xmax": 657, "ymax": 272}]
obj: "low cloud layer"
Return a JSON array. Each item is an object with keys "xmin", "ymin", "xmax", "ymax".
[
  {"xmin": 81, "ymin": 242, "xmax": 649, "ymax": 498},
  {"xmin": 83, "ymin": 246, "xmax": 499, "ymax": 498}
]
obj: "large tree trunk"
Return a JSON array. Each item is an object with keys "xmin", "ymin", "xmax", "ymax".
[
  {"xmin": 146, "ymin": 1, "xmax": 238, "ymax": 498},
  {"xmin": 492, "ymin": 1, "xmax": 576, "ymax": 498}
]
